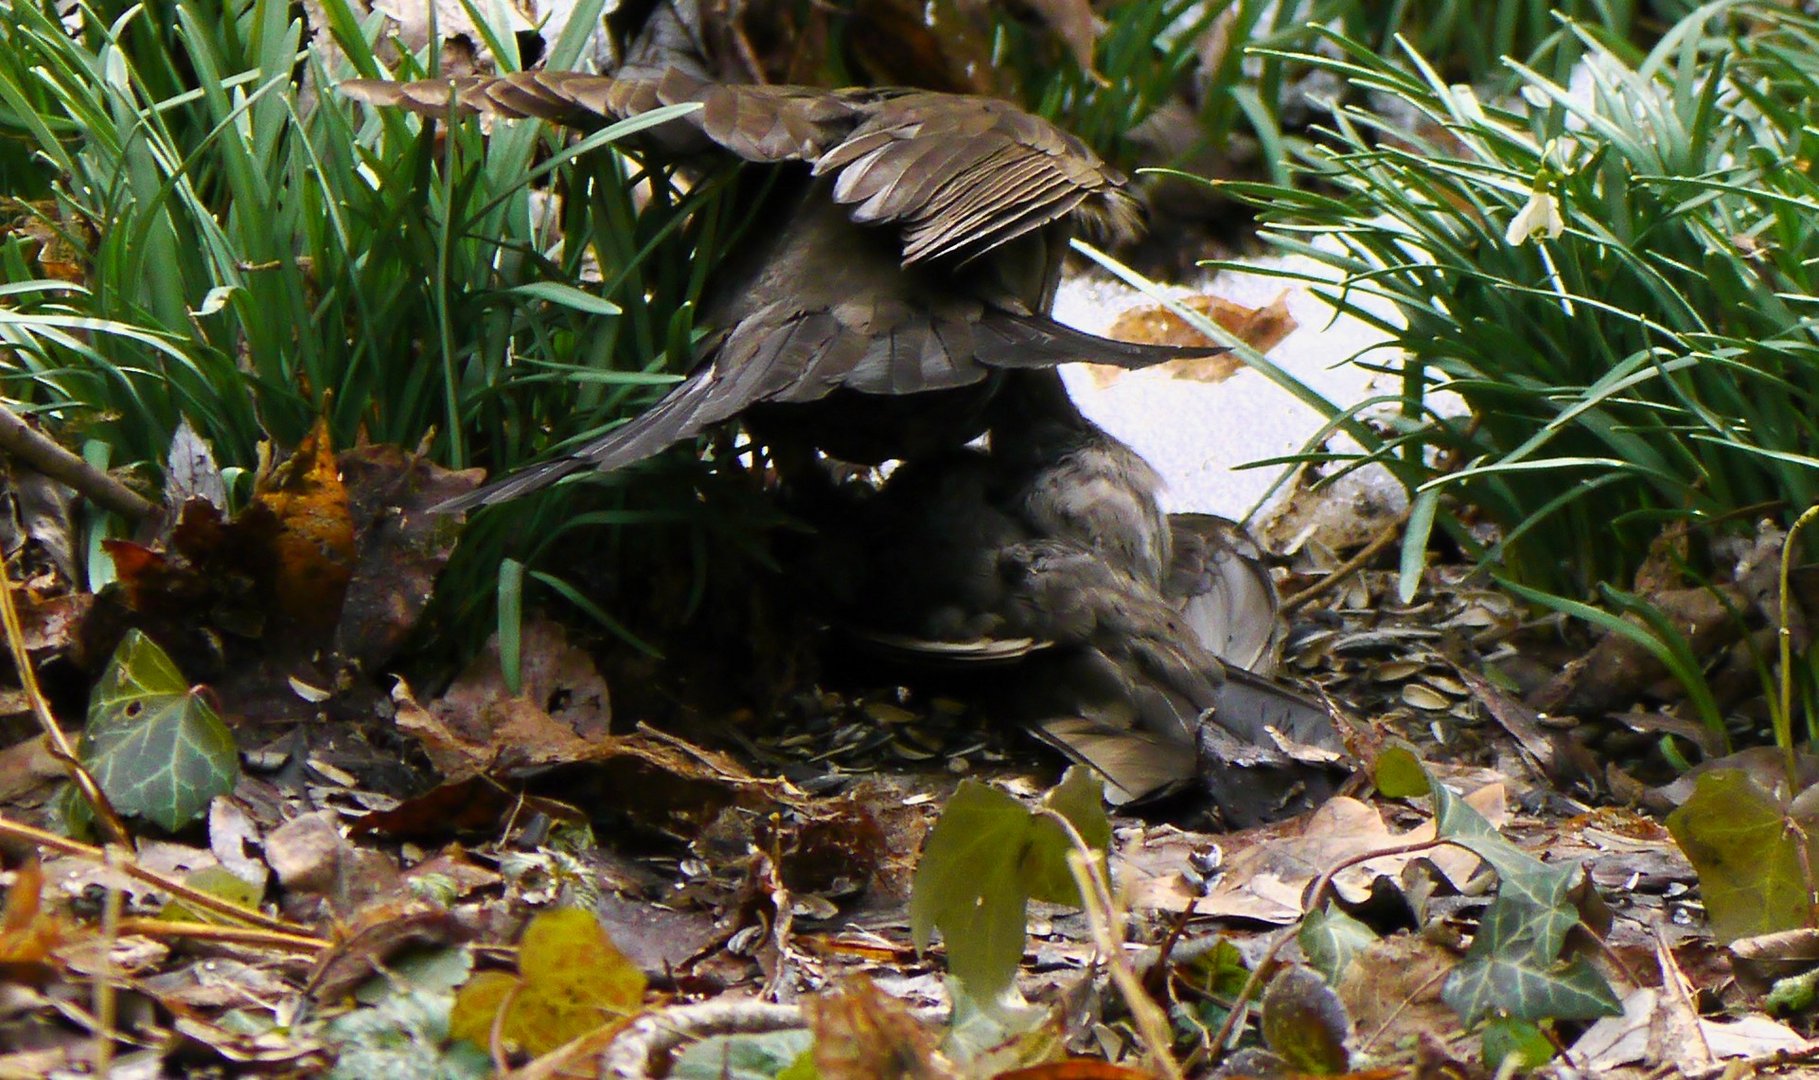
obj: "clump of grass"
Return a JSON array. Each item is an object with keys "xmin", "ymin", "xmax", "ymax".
[
  {"xmin": 0, "ymin": 0, "xmax": 764, "ymax": 652},
  {"xmin": 1193, "ymin": 2, "xmax": 1819, "ymax": 738}
]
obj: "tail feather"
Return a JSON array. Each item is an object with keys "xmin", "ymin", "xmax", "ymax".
[
  {"xmin": 975, "ymin": 310, "xmax": 1227, "ymax": 370},
  {"xmin": 430, "ymin": 368, "xmax": 728, "ymax": 513},
  {"xmin": 1028, "ymin": 715, "xmax": 1198, "ymax": 805}
]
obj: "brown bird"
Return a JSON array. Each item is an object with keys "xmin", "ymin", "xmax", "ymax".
[
  {"xmin": 796, "ymin": 372, "xmax": 1343, "ymax": 817},
  {"xmin": 340, "ymin": 69, "xmax": 1223, "ymax": 510}
]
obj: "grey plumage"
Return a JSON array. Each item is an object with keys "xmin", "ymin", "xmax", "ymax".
[{"xmin": 987, "ymin": 369, "xmax": 1172, "ymax": 589}]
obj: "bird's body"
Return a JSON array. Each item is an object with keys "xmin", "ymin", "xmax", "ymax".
[
  {"xmin": 815, "ymin": 371, "xmax": 1178, "ymax": 646},
  {"xmin": 987, "ymin": 369, "xmax": 1172, "ymax": 589},
  {"xmin": 799, "ymin": 371, "xmax": 1233, "ymax": 802},
  {"xmin": 341, "ymin": 69, "xmax": 1222, "ymax": 508},
  {"xmin": 799, "ymin": 370, "xmax": 1344, "ymax": 816}
]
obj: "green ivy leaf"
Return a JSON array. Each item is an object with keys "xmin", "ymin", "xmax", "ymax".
[
  {"xmin": 1399, "ymin": 752, "xmax": 1620, "ymax": 1027},
  {"xmin": 1666, "ymin": 769, "xmax": 1817, "ymax": 944},
  {"xmin": 82, "ymin": 630, "xmax": 238, "ymax": 832},
  {"xmin": 909, "ymin": 768, "xmax": 1109, "ymax": 1004},
  {"xmin": 1441, "ymin": 894, "xmax": 1622, "ymax": 1025},
  {"xmin": 1298, "ymin": 904, "xmax": 1377, "ymax": 983},
  {"xmin": 1428, "ymin": 777, "xmax": 1579, "ymax": 912}
]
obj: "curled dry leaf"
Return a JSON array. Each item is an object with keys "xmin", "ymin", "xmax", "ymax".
[
  {"xmin": 808, "ymin": 976, "xmax": 956, "ymax": 1079},
  {"xmin": 306, "ymin": 896, "xmax": 460, "ymax": 1001},
  {"xmin": 391, "ymin": 617, "xmax": 613, "ymax": 778}
]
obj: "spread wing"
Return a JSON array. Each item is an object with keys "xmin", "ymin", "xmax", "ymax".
[
  {"xmin": 341, "ymin": 71, "xmax": 1213, "ymax": 509},
  {"xmin": 339, "ymin": 70, "xmax": 1140, "ymax": 265}
]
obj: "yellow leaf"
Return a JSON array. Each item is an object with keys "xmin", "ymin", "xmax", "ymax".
[
  {"xmin": 449, "ymin": 970, "xmax": 519, "ymax": 1050},
  {"xmin": 451, "ymin": 908, "xmax": 648, "ymax": 1057}
]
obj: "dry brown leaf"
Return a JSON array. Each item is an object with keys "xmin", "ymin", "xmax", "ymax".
[
  {"xmin": 1335, "ymin": 934, "xmax": 1461, "ymax": 1054},
  {"xmin": 1087, "ymin": 292, "xmax": 1297, "ymax": 387},
  {"xmin": 306, "ymin": 896, "xmax": 459, "ymax": 1001},
  {"xmin": 391, "ymin": 618, "xmax": 613, "ymax": 778},
  {"xmin": 1570, "ymin": 987, "xmax": 1806, "ymax": 1071},
  {"xmin": 808, "ymin": 976, "xmax": 956, "ymax": 1079},
  {"xmin": 1126, "ymin": 784, "xmax": 1506, "ymax": 922},
  {"xmin": 331, "ymin": 444, "xmax": 481, "ymax": 669}
]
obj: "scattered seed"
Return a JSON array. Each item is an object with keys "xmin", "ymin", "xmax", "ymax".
[
  {"xmin": 863, "ymin": 701, "xmax": 918, "ymax": 726},
  {"xmin": 1425, "ymin": 673, "xmax": 1470, "ymax": 697},
  {"xmin": 1374, "ymin": 659, "xmax": 1427, "ymax": 681},
  {"xmin": 1402, "ymin": 683, "xmax": 1453, "ymax": 711}
]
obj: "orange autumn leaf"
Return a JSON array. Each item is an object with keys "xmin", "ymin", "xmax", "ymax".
[
  {"xmin": 253, "ymin": 419, "xmax": 355, "ymax": 636},
  {"xmin": 0, "ymin": 861, "xmax": 74, "ymax": 975}
]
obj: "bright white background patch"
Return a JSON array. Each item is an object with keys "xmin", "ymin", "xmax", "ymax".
[{"xmin": 1053, "ymin": 253, "xmax": 1417, "ymax": 524}]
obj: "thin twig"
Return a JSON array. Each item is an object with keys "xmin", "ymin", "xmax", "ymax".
[
  {"xmin": 1281, "ymin": 506, "xmax": 1411, "ymax": 612},
  {"xmin": 0, "ymin": 557, "xmax": 132, "ymax": 848},
  {"xmin": 0, "ymin": 812, "xmax": 309, "ymax": 935},
  {"xmin": 1041, "ymin": 808, "xmax": 1185, "ymax": 1080},
  {"xmin": 114, "ymin": 918, "xmax": 329, "ymax": 953},
  {"xmin": 0, "ymin": 404, "xmax": 158, "ymax": 521},
  {"xmin": 92, "ymin": 845, "xmax": 124, "ymax": 1077}
]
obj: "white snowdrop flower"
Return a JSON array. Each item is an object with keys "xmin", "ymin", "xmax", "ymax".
[{"xmin": 1505, "ymin": 188, "xmax": 1564, "ymax": 245}]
